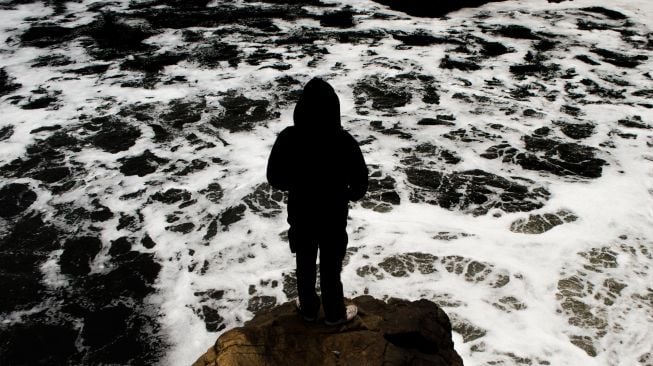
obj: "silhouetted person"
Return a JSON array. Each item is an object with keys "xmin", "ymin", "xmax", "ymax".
[{"xmin": 267, "ymin": 77, "xmax": 368, "ymax": 325}]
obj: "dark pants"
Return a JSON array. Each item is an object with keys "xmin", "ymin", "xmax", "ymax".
[{"xmin": 289, "ymin": 226, "xmax": 348, "ymax": 322}]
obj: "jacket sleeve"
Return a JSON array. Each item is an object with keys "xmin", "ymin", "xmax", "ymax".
[
  {"xmin": 346, "ymin": 133, "xmax": 368, "ymax": 201},
  {"xmin": 266, "ymin": 127, "xmax": 293, "ymax": 191}
]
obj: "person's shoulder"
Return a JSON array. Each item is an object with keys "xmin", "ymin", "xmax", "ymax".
[
  {"xmin": 278, "ymin": 126, "xmax": 296, "ymax": 139},
  {"xmin": 339, "ymin": 129, "xmax": 361, "ymax": 146}
]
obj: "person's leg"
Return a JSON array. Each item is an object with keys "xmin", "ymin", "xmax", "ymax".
[
  {"xmin": 319, "ymin": 229, "xmax": 348, "ymax": 323},
  {"xmin": 290, "ymin": 226, "xmax": 320, "ymax": 318}
]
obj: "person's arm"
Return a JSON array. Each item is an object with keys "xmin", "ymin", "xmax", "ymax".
[
  {"xmin": 266, "ymin": 127, "xmax": 294, "ymax": 191},
  {"xmin": 346, "ymin": 133, "xmax": 368, "ymax": 201}
]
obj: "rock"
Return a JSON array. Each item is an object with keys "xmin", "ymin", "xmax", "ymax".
[
  {"xmin": 0, "ymin": 125, "xmax": 14, "ymax": 141},
  {"xmin": 90, "ymin": 116, "xmax": 142, "ymax": 153},
  {"xmin": 243, "ymin": 183, "xmax": 286, "ymax": 217},
  {"xmin": 150, "ymin": 188, "xmax": 192, "ymax": 204},
  {"xmin": 210, "ymin": 94, "xmax": 276, "ymax": 132},
  {"xmin": 220, "ymin": 204, "xmax": 247, "ymax": 229},
  {"xmin": 193, "ymin": 296, "xmax": 463, "ymax": 366},
  {"xmin": 0, "ymin": 321, "xmax": 78, "ymax": 365},
  {"xmin": 406, "ymin": 168, "xmax": 549, "ymax": 215},
  {"xmin": 418, "ymin": 114, "xmax": 456, "ymax": 126},
  {"xmin": 361, "ymin": 166, "xmax": 401, "ymax": 213},
  {"xmin": 119, "ymin": 150, "xmax": 169, "ymax": 177},
  {"xmin": 618, "ymin": 115, "xmax": 650, "ymax": 129},
  {"xmin": 0, "ymin": 183, "xmax": 37, "ymax": 218},
  {"xmin": 555, "ymin": 121, "xmax": 595, "ymax": 139},
  {"xmin": 0, "ymin": 67, "xmax": 21, "ymax": 96},
  {"xmin": 510, "ymin": 209, "xmax": 578, "ymax": 234},
  {"xmin": 440, "ymin": 56, "xmax": 481, "ymax": 71},
  {"xmin": 59, "ymin": 236, "xmax": 102, "ymax": 276},
  {"xmin": 590, "ymin": 48, "xmax": 648, "ymax": 68},
  {"xmin": 392, "ymin": 31, "xmax": 459, "ymax": 47}
]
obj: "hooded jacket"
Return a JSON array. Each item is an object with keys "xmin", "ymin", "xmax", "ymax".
[{"xmin": 267, "ymin": 77, "xmax": 368, "ymax": 229}]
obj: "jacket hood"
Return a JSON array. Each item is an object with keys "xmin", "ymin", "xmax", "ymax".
[{"xmin": 293, "ymin": 77, "xmax": 341, "ymax": 130}]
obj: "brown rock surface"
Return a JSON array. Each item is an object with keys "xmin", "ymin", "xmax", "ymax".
[{"xmin": 193, "ymin": 295, "xmax": 464, "ymax": 366}]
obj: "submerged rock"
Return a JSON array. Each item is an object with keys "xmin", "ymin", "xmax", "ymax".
[
  {"xmin": 193, "ymin": 296, "xmax": 463, "ymax": 366},
  {"xmin": 510, "ymin": 209, "xmax": 578, "ymax": 234},
  {"xmin": 0, "ymin": 183, "xmax": 37, "ymax": 218},
  {"xmin": 406, "ymin": 168, "xmax": 549, "ymax": 215}
]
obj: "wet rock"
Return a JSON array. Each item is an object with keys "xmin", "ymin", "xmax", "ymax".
[
  {"xmin": 91, "ymin": 116, "xmax": 142, "ymax": 153},
  {"xmin": 451, "ymin": 316, "xmax": 487, "ymax": 343},
  {"xmin": 247, "ymin": 295, "xmax": 278, "ymax": 315},
  {"xmin": 200, "ymin": 182, "xmax": 224, "ymax": 203},
  {"xmin": 84, "ymin": 13, "xmax": 158, "ymax": 60},
  {"xmin": 243, "ymin": 183, "xmax": 286, "ymax": 218},
  {"xmin": 31, "ymin": 53, "xmax": 73, "ymax": 67},
  {"xmin": 109, "ymin": 237, "xmax": 133, "ymax": 257},
  {"xmin": 220, "ymin": 204, "xmax": 247, "ymax": 229},
  {"xmin": 440, "ymin": 56, "xmax": 481, "ymax": 71},
  {"xmin": 166, "ymin": 222, "xmax": 196, "ymax": 233},
  {"xmin": 509, "ymin": 62, "xmax": 560, "ymax": 79},
  {"xmin": 80, "ymin": 251, "xmax": 161, "ymax": 302},
  {"xmin": 579, "ymin": 78, "xmax": 625, "ymax": 100},
  {"xmin": 30, "ymin": 124, "xmax": 62, "ymax": 134},
  {"xmin": 161, "ymin": 98, "xmax": 205, "ymax": 129},
  {"xmin": 150, "ymin": 188, "xmax": 192, "ymax": 204},
  {"xmin": 1, "ymin": 213, "xmax": 60, "ymax": 253},
  {"xmin": 378, "ymin": 252, "xmax": 437, "ymax": 277},
  {"xmin": 210, "ymin": 94, "xmax": 276, "ymax": 132},
  {"xmin": 0, "ymin": 183, "xmax": 37, "ymax": 218},
  {"xmin": 0, "ymin": 68, "xmax": 21, "ymax": 96},
  {"xmin": 201, "ymin": 306, "xmax": 226, "ymax": 332},
  {"xmin": 575, "ymin": 54, "xmax": 601, "ymax": 65},
  {"xmin": 0, "ymin": 321, "xmax": 78, "ymax": 365},
  {"xmin": 417, "ymin": 114, "xmax": 456, "ymax": 126},
  {"xmin": 369, "ymin": 120, "xmax": 412, "ymax": 139},
  {"xmin": 80, "ymin": 303, "xmax": 162, "ymax": 364},
  {"xmin": 0, "ymin": 125, "xmax": 13, "ymax": 141},
  {"xmin": 590, "ymin": 48, "xmax": 648, "ymax": 68},
  {"xmin": 245, "ymin": 49, "xmax": 283, "ymax": 66},
  {"xmin": 20, "ymin": 23, "xmax": 76, "ymax": 48},
  {"xmin": 581, "ymin": 6, "xmax": 627, "ymax": 20},
  {"xmin": 141, "ymin": 234, "xmax": 157, "ymax": 249},
  {"xmin": 495, "ymin": 24, "xmax": 540, "ymax": 40},
  {"xmin": 193, "ymin": 296, "xmax": 463, "ymax": 366},
  {"xmin": 370, "ymin": 0, "xmax": 502, "ymax": 18},
  {"xmin": 522, "ymin": 136, "xmax": 606, "ymax": 178},
  {"xmin": 21, "ymin": 94, "xmax": 58, "ymax": 110},
  {"xmin": 406, "ymin": 168, "xmax": 549, "ymax": 215},
  {"xmin": 120, "ymin": 52, "xmax": 187, "ymax": 73},
  {"xmin": 618, "ymin": 115, "xmax": 650, "ymax": 129},
  {"xmin": 319, "ymin": 8, "xmax": 355, "ymax": 28},
  {"xmin": 479, "ymin": 39, "xmax": 511, "ymax": 56},
  {"xmin": 64, "ymin": 63, "xmax": 111, "ymax": 75},
  {"xmin": 510, "ymin": 209, "xmax": 578, "ymax": 234},
  {"xmin": 353, "ymin": 74, "xmax": 412, "ymax": 111},
  {"xmin": 90, "ymin": 202, "xmax": 113, "ymax": 222},
  {"xmin": 119, "ymin": 150, "xmax": 169, "ymax": 177},
  {"xmin": 361, "ymin": 167, "xmax": 400, "ymax": 213},
  {"xmin": 60, "ymin": 236, "xmax": 102, "ymax": 276},
  {"xmin": 392, "ymin": 31, "xmax": 459, "ymax": 47},
  {"xmin": 555, "ymin": 121, "xmax": 595, "ymax": 139},
  {"xmin": 191, "ymin": 42, "xmax": 241, "ymax": 68},
  {"xmin": 31, "ymin": 166, "xmax": 71, "ymax": 183},
  {"xmin": 443, "ymin": 126, "xmax": 501, "ymax": 143}
]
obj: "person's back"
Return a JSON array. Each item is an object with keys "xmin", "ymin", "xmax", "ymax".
[{"xmin": 267, "ymin": 77, "xmax": 368, "ymax": 324}]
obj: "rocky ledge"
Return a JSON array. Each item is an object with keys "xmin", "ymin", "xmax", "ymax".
[{"xmin": 193, "ymin": 295, "xmax": 464, "ymax": 366}]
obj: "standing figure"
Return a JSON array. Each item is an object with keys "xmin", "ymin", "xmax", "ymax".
[{"xmin": 267, "ymin": 77, "xmax": 368, "ymax": 325}]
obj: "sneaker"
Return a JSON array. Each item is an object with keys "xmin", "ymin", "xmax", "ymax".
[
  {"xmin": 324, "ymin": 304, "xmax": 358, "ymax": 326},
  {"xmin": 295, "ymin": 298, "xmax": 317, "ymax": 322}
]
